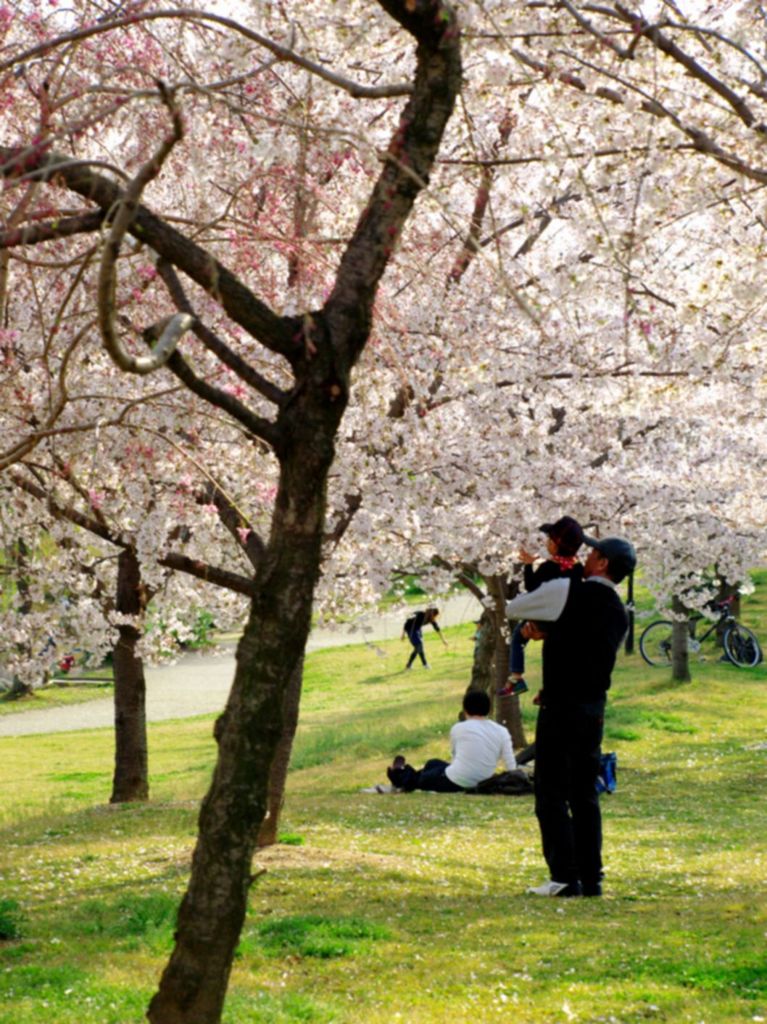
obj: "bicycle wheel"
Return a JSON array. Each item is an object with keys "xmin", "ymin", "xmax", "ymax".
[
  {"xmin": 639, "ymin": 620, "xmax": 674, "ymax": 667},
  {"xmin": 723, "ymin": 624, "xmax": 762, "ymax": 668}
]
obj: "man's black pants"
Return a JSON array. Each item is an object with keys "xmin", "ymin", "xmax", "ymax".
[
  {"xmin": 534, "ymin": 699, "xmax": 605, "ymax": 892},
  {"xmin": 388, "ymin": 758, "xmax": 463, "ymax": 793}
]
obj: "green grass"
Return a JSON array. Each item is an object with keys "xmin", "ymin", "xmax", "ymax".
[
  {"xmin": 0, "ymin": 679, "xmax": 113, "ymax": 716},
  {"xmin": 1, "ymin": 584, "xmax": 766, "ymax": 1023}
]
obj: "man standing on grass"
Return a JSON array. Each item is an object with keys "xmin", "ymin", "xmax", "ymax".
[{"xmin": 501, "ymin": 534, "xmax": 636, "ymax": 897}]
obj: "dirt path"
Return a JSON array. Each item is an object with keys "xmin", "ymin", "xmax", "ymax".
[{"xmin": 0, "ymin": 594, "xmax": 478, "ymax": 737}]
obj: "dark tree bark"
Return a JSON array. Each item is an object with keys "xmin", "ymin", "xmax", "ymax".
[
  {"xmin": 143, "ymin": 6, "xmax": 462, "ymax": 1022},
  {"xmin": 467, "ymin": 610, "xmax": 495, "ymax": 695},
  {"xmin": 257, "ymin": 656, "xmax": 303, "ymax": 848},
  {"xmin": 7, "ymin": 538, "xmax": 33, "ymax": 699},
  {"xmin": 494, "ymin": 634, "xmax": 527, "ymax": 749},
  {"xmin": 483, "ymin": 574, "xmax": 527, "ymax": 750},
  {"xmin": 0, "ymin": 4, "xmax": 461, "ymax": 1017},
  {"xmin": 110, "ymin": 549, "xmax": 150, "ymax": 803},
  {"xmin": 671, "ymin": 594, "xmax": 691, "ymax": 682}
]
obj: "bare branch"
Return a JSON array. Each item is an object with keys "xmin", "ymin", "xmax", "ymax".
[
  {"xmin": 98, "ymin": 83, "xmax": 196, "ymax": 375},
  {"xmin": 0, "ymin": 325, "xmax": 85, "ymax": 472},
  {"xmin": 0, "ymin": 211, "xmax": 105, "ymax": 248},
  {"xmin": 0, "ymin": 8, "xmax": 413, "ymax": 100},
  {"xmin": 0, "ymin": 144, "xmax": 295, "ymax": 357},
  {"xmin": 557, "ymin": 0, "xmax": 631, "ymax": 58},
  {"xmin": 140, "ymin": 322, "xmax": 281, "ymax": 448},
  {"xmin": 611, "ymin": 4, "xmax": 763, "ymax": 131},
  {"xmin": 555, "ymin": 50, "xmax": 767, "ymax": 185},
  {"xmin": 156, "ymin": 259, "xmax": 288, "ymax": 407},
  {"xmin": 9, "ymin": 470, "xmax": 257, "ymax": 597},
  {"xmin": 200, "ymin": 479, "xmax": 266, "ymax": 568}
]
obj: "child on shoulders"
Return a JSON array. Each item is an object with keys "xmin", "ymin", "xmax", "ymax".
[{"xmin": 498, "ymin": 515, "xmax": 585, "ymax": 697}]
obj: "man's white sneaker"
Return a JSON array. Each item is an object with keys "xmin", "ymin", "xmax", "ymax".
[{"xmin": 526, "ymin": 880, "xmax": 581, "ymax": 897}]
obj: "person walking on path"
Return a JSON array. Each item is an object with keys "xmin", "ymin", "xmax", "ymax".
[
  {"xmin": 402, "ymin": 606, "xmax": 447, "ymax": 670},
  {"xmin": 500, "ymin": 515, "xmax": 585, "ymax": 697},
  {"xmin": 501, "ymin": 534, "xmax": 636, "ymax": 897},
  {"xmin": 386, "ymin": 690, "xmax": 516, "ymax": 791}
]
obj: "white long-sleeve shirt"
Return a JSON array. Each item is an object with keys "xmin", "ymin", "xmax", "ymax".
[
  {"xmin": 445, "ymin": 718, "xmax": 516, "ymax": 788},
  {"xmin": 504, "ymin": 575, "xmax": 617, "ymax": 622}
]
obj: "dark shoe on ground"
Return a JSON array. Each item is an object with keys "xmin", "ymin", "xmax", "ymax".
[
  {"xmin": 581, "ymin": 881, "xmax": 602, "ymax": 897},
  {"xmin": 527, "ymin": 880, "xmax": 582, "ymax": 897}
]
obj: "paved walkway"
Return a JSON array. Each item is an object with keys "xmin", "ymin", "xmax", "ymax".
[{"xmin": 0, "ymin": 594, "xmax": 478, "ymax": 738}]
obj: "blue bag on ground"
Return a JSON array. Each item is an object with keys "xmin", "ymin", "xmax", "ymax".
[{"xmin": 596, "ymin": 751, "xmax": 617, "ymax": 794}]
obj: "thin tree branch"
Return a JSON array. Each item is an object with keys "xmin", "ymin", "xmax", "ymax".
[
  {"xmin": 0, "ymin": 211, "xmax": 105, "ymax": 248},
  {"xmin": 97, "ymin": 82, "xmax": 195, "ymax": 375},
  {"xmin": 0, "ymin": 8, "xmax": 413, "ymax": 99},
  {"xmin": 155, "ymin": 259, "xmax": 288, "ymax": 407},
  {"xmin": 0, "ymin": 145, "xmax": 295, "ymax": 357},
  {"xmin": 200, "ymin": 479, "xmax": 266, "ymax": 568},
  {"xmin": 139, "ymin": 322, "xmax": 281, "ymax": 447},
  {"xmin": 9, "ymin": 470, "xmax": 257, "ymax": 597},
  {"xmin": 610, "ymin": 3, "xmax": 764, "ymax": 130}
]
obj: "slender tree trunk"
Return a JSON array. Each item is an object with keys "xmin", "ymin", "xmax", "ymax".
[
  {"xmin": 467, "ymin": 610, "xmax": 494, "ymax": 695},
  {"xmin": 257, "ymin": 656, "xmax": 303, "ymax": 848},
  {"xmin": 110, "ymin": 549, "xmax": 149, "ymax": 803},
  {"xmin": 671, "ymin": 594, "xmax": 691, "ymax": 683},
  {"xmin": 495, "ymin": 634, "xmax": 526, "ymax": 748},
  {"xmin": 9, "ymin": 538, "xmax": 33, "ymax": 699},
  {"xmin": 485, "ymin": 574, "xmax": 527, "ymax": 750}
]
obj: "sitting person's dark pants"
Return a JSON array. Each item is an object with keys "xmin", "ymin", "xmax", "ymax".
[{"xmin": 388, "ymin": 758, "xmax": 464, "ymax": 793}]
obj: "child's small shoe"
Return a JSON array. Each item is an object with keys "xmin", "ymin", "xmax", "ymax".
[{"xmin": 497, "ymin": 678, "xmax": 528, "ymax": 697}]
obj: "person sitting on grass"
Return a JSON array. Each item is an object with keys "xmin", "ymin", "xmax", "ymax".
[{"xmin": 386, "ymin": 690, "xmax": 516, "ymax": 792}]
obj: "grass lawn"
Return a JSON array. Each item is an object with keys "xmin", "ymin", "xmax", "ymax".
[{"xmin": 0, "ymin": 576, "xmax": 766, "ymax": 1023}]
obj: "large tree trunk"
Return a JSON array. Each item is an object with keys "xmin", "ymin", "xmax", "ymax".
[
  {"xmin": 147, "ymin": 6, "xmax": 461, "ymax": 1019},
  {"xmin": 110, "ymin": 549, "xmax": 149, "ymax": 803},
  {"xmin": 147, "ymin": 406, "xmax": 339, "ymax": 1023},
  {"xmin": 257, "ymin": 657, "xmax": 303, "ymax": 848},
  {"xmin": 671, "ymin": 594, "xmax": 691, "ymax": 682}
]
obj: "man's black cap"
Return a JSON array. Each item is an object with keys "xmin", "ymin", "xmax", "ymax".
[{"xmin": 583, "ymin": 535, "xmax": 637, "ymax": 581}]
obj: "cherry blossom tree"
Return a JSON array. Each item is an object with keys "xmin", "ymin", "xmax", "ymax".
[
  {"xmin": 2, "ymin": 1, "xmax": 462, "ymax": 1018},
  {"xmin": 3, "ymin": 1, "xmax": 767, "ymax": 1019}
]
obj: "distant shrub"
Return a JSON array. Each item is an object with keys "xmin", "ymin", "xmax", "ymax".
[
  {"xmin": 0, "ymin": 898, "xmax": 23, "ymax": 940},
  {"xmin": 278, "ymin": 833, "xmax": 305, "ymax": 846}
]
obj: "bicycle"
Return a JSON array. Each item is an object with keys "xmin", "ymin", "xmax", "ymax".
[{"xmin": 639, "ymin": 596, "xmax": 763, "ymax": 669}]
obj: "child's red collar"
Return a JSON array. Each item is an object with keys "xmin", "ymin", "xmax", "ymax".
[{"xmin": 553, "ymin": 554, "xmax": 578, "ymax": 571}]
